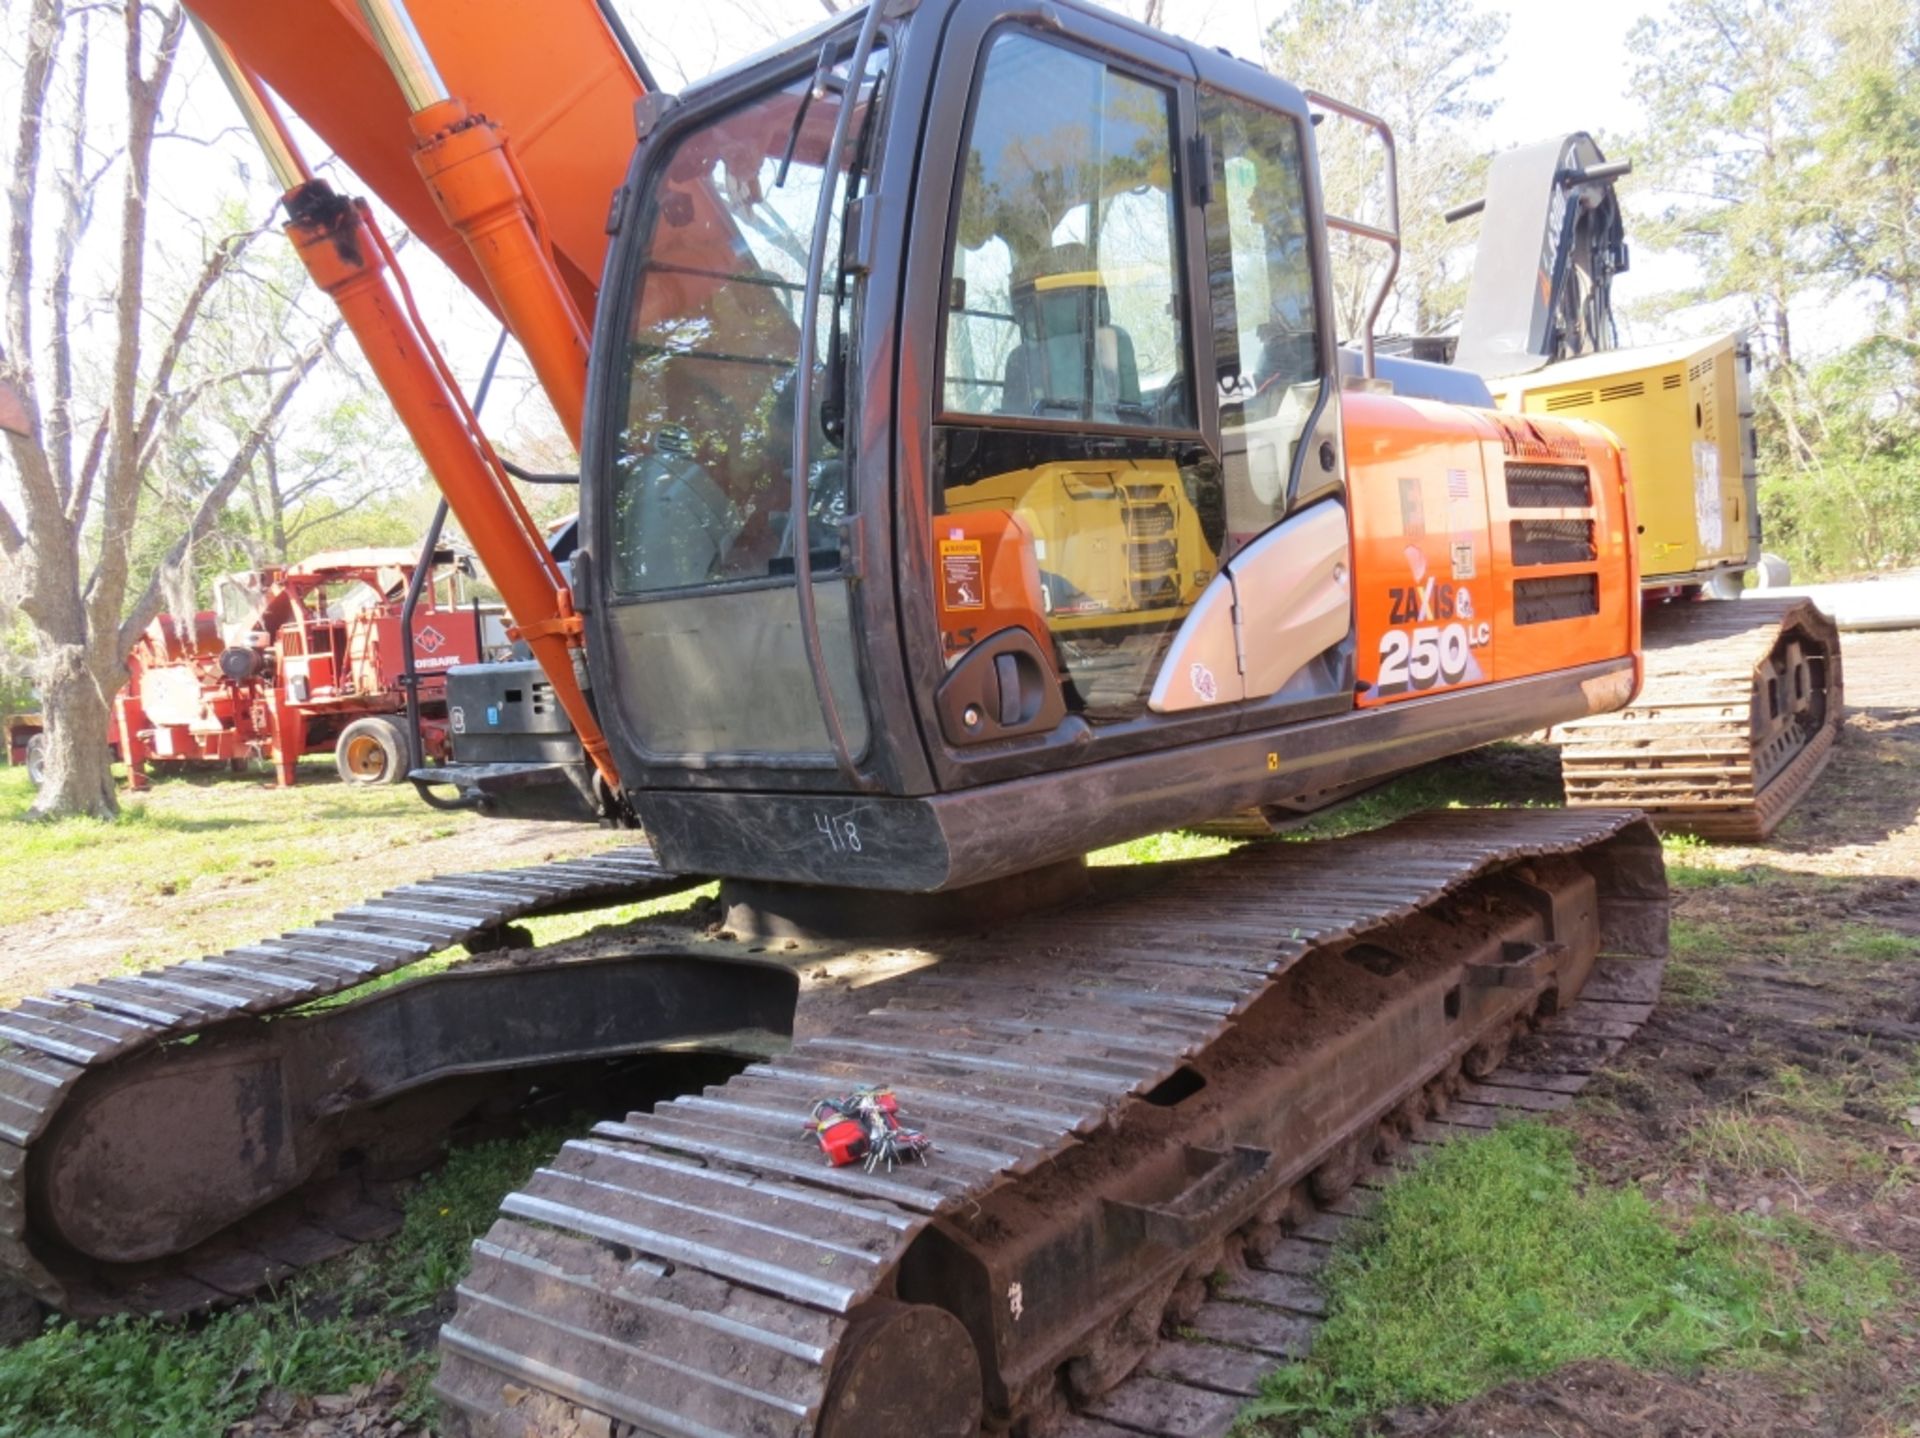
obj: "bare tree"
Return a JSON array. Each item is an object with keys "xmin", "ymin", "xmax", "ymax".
[
  {"xmin": 0, "ymin": 0, "xmax": 337, "ymax": 817},
  {"xmin": 1265, "ymin": 0, "xmax": 1507, "ymax": 340}
]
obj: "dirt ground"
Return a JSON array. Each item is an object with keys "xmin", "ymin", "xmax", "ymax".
[
  {"xmin": 1383, "ymin": 625, "xmax": 1920, "ymax": 1437},
  {"xmin": 10, "ymin": 631, "xmax": 1918, "ymax": 1437},
  {"xmin": 0, "ymin": 802, "xmax": 621, "ymax": 1004}
]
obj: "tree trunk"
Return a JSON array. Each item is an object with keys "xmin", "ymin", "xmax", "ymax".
[
  {"xmin": 28, "ymin": 641, "xmax": 117, "ymax": 819},
  {"xmin": 265, "ymin": 442, "xmax": 288, "ymax": 561}
]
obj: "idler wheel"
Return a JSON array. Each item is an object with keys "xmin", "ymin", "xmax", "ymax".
[{"xmin": 819, "ymin": 1301, "xmax": 980, "ymax": 1438}]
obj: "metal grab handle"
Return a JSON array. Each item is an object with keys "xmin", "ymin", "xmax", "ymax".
[
  {"xmin": 1303, "ymin": 91, "xmax": 1399, "ymax": 380},
  {"xmin": 789, "ymin": 6, "xmax": 885, "ymax": 782},
  {"xmin": 1465, "ymin": 939, "xmax": 1569, "ymax": 989},
  {"xmin": 1104, "ymin": 1144, "xmax": 1273, "ymax": 1248}
]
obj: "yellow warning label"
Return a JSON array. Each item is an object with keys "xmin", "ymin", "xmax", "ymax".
[{"xmin": 939, "ymin": 538, "xmax": 984, "ymax": 611}]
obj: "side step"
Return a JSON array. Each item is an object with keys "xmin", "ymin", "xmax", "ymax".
[
  {"xmin": 1557, "ymin": 597, "xmax": 1844, "ymax": 840},
  {"xmin": 435, "ymin": 809, "xmax": 1668, "ymax": 1438}
]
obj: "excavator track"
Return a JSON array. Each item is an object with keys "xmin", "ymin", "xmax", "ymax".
[
  {"xmin": 435, "ymin": 808, "xmax": 1668, "ymax": 1438},
  {"xmin": 0, "ymin": 847, "xmax": 787, "ymax": 1320},
  {"xmin": 1052, "ymin": 944, "xmax": 1668, "ymax": 1438},
  {"xmin": 1556, "ymin": 597, "xmax": 1843, "ymax": 840}
]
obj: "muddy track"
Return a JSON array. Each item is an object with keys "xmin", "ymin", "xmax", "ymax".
[
  {"xmin": 0, "ymin": 848, "xmax": 702, "ymax": 1318},
  {"xmin": 433, "ymin": 809, "xmax": 1668, "ymax": 1438},
  {"xmin": 1558, "ymin": 597, "xmax": 1843, "ymax": 839},
  {"xmin": 1053, "ymin": 955, "xmax": 1666, "ymax": 1438}
]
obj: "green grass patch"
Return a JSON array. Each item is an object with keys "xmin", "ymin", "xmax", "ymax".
[
  {"xmin": 0, "ymin": 1130, "xmax": 561, "ymax": 1437},
  {"xmin": 1662, "ymin": 917, "xmax": 1737, "ymax": 1003},
  {"xmin": 1832, "ymin": 925, "xmax": 1920, "ymax": 963},
  {"xmin": 1088, "ymin": 830, "xmax": 1240, "ymax": 866},
  {"xmin": 0, "ymin": 760, "xmax": 633, "ymax": 998},
  {"xmin": 1244, "ymin": 1123, "xmax": 1898, "ymax": 1436},
  {"xmin": 1658, "ymin": 835, "xmax": 1782, "ymax": 891},
  {"xmin": 0, "ymin": 760, "xmax": 462, "ymax": 929},
  {"xmin": 1282, "ymin": 745, "xmax": 1554, "ymax": 842},
  {"xmin": 1680, "ymin": 1109, "xmax": 1890, "ymax": 1187}
]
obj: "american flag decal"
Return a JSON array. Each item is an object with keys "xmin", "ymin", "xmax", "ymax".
[{"xmin": 1446, "ymin": 468, "xmax": 1471, "ymax": 501}]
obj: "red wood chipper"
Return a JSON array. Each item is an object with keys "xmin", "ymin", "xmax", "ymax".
[{"xmin": 113, "ymin": 546, "xmax": 503, "ymax": 789}]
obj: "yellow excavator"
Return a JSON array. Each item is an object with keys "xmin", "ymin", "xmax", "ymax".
[
  {"xmin": 0, "ymin": 6, "xmax": 1680, "ymax": 1436},
  {"xmin": 1439, "ymin": 135, "xmax": 1843, "ymax": 839}
]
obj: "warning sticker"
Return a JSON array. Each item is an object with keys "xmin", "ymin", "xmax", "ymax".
[
  {"xmin": 1692, "ymin": 441, "xmax": 1725, "ymax": 552},
  {"xmin": 940, "ymin": 538, "xmax": 984, "ymax": 610}
]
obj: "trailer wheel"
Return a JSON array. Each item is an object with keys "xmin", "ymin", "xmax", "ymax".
[
  {"xmin": 335, "ymin": 717, "xmax": 407, "ymax": 785},
  {"xmin": 24, "ymin": 734, "xmax": 47, "ymax": 788}
]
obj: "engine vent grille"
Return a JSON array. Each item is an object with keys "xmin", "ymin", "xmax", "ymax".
[
  {"xmin": 1130, "ymin": 574, "xmax": 1181, "ymax": 608},
  {"xmin": 1544, "ymin": 391, "xmax": 1595, "ymax": 411},
  {"xmin": 1128, "ymin": 538, "xmax": 1178, "ymax": 572},
  {"xmin": 1600, "ymin": 381, "xmax": 1645, "ymax": 402},
  {"xmin": 1125, "ymin": 506, "xmax": 1175, "ymax": 538},
  {"xmin": 1511, "ymin": 518, "xmax": 1597, "ymax": 566},
  {"xmin": 1505, "ymin": 463, "xmax": 1593, "ymax": 509},
  {"xmin": 1515, "ymin": 574, "xmax": 1600, "ymax": 625},
  {"xmin": 1662, "ymin": 373, "xmax": 1683, "ymax": 390}
]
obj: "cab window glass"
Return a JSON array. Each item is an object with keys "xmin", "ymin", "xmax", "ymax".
[
  {"xmin": 1200, "ymin": 89, "xmax": 1322, "ymax": 554},
  {"xmin": 933, "ymin": 33, "xmax": 1208, "ymax": 727},
  {"xmin": 941, "ymin": 32, "xmax": 1191, "ymax": 430},
  {"xmin": 609, "ymin": 48, "xmax": 885, "ymax": 595}
]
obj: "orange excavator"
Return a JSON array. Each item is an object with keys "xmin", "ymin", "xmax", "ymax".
[{"xmin": 0, "ymin": 4, "xmax": 1672, "ymax": 1434}]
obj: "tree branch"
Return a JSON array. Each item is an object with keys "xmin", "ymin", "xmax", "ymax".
[
  {"xmin": 117, "ymin": 322, "xmax": 339, "ymax": 652},
  {"xmin": 46, "ymin": 7, "xmax": 93, "ymax": 510},
  {"xmin": 4, "ymin": 0, "xmax": 62, "ymax": 469}
]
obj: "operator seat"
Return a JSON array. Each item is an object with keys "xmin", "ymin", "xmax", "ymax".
[{"xmin": 1000, "ymin": 243, "xmax": 1141, "ymax": 423}]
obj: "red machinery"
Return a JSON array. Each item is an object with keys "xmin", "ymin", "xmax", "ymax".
[{"xmin": 115, "ymin": 546, "xmax": 499, "ymax": 789}]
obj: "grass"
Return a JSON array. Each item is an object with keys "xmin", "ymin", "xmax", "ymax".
[
  {"xmin": 0, "ymin": 761, "xmax": 463, "ymax": 928},
  {"xmin": 1680, "ymin": 1109, "xmax": 1890, "ymax": 1188},
  {"xmin": 1832, "ymin": 925, "xmax": 1920, "ymax": 963},
  {"xmin": 1660, "ymin": 833, "xmax": 1776, "ymax": 891},
  {"xmin": 1089, "ymin": 830, "xmax": 1240, "ymax": 866},
  {"xmin": 0, "ymin": 760, "xmax": 625, "ymax": 997},
  {"xmin": 1663, "ymin": 916, "xmax": 1736, "ymax": 1003},
  {"xmin": 1282, "ymin": 743, "xmax": 1556, "ymax": 842},
  {"xmin": 1673, "ymin": 1054, "xmax": 1915, "ymax": 1192},
  {"xmin": 0, "ymin": 1130, "xmax": 561, "ymax": 1438},
  {"xmin": 1243, "ymin": 1123, "xmax": 1901, "ymax": 1436}
]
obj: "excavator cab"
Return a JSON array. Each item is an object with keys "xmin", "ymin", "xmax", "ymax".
[{"xmin": 580, "ymin": 1, "xmax": 1362, "ymax": 889}]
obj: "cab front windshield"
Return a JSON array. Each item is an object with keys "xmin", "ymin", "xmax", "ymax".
[{"xmin": 608, "ymin": 47, "xmax": 884, "ymax": 596}]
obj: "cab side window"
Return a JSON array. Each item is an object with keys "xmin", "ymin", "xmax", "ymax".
[
  {"xmin": 941, "ymin": 33, "xmax": 1191, "ymax": 431},
  {"xmin": 932, "ymin": 31, "xmax": 1206, "ymax": 724},
  {"xmin": 1200, "ymin": 90, "xmax": 1323, "ymax": 556}
]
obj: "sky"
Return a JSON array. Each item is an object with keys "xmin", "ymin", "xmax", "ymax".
[
  {"xmin": 427, "ymin": 0, "xmax": 1687, "ymax": 444},
  {"xmin": 8, "ymin": 0, "xmax": 1842, "ymax": 476}
]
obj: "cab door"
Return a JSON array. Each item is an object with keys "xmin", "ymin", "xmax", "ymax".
[{"xmin": 896, "ymin": 11, "xmax": 1351, "ymax": 785}]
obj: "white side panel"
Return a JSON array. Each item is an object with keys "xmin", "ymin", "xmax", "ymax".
[
  {"xmin": 1146, "ymin": 568, "xmax": 1244, "ymax": 712},
  {"xmin": 1147, "ymin": 498, "xmax": 1352, "ymax": 714},
  {"xmin": 1234, "ymin": 499, "xmax": 1352, "ymax": 700}
]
